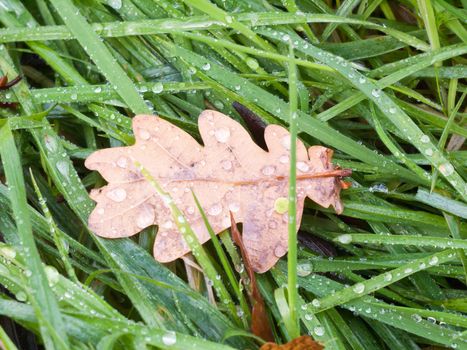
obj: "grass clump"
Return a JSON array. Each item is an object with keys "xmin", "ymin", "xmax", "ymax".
[{"xmin": 0, "ymin": 0, "xmax": 466, "ymax": 349}]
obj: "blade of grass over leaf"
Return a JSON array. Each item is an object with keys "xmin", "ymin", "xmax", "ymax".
[{"xmin": 286, "ymin": 40, "xmax": 299, "ymax": 340}]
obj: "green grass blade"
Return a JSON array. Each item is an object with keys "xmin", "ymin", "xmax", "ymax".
[{"xmin": 0, "ymin": 123, "xmax": 70, "ymax": 349}]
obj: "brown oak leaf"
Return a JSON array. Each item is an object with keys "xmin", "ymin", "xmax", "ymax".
[
  {"xmin": 260, "ymin": 335, "xmax": 324, "ymax": 350},
  {"xmin": 85, "ymin": 110, "xmax": 349, "ymax": 272}
]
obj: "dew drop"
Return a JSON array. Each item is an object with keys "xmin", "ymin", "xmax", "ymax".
[
  {"xmin": 304, "ymin": 314, "xmax": 313, "ymax": 321},
  {"xmin": 97, "ymin": 208, "xmax": 105, "ymax": 215},
  {"xmin": 371, "ymin": 89, "xmax": 381, "ymax": 98},
  {"xmin": 438, "ymin": 163, "xmax": 454, "ymax": 176},
  {"xmin": 337, "ymin": 234, "xmax": 352, "ymax": 244},
  {"xmin": 425, "ymin": 148, "xmax": 433, "ymax": 156},
  {"xmin": 359, "ymin": 77, "xmax": 366, "ymax": 84},
  {"xmin": 261, "ymin": 165, "xmax": 275, "ymax": 176},
  {"xmin": 214, "ymin": 128, "xmax": 230, "ymax": 143},
  {"xmin": 152, "ymin": 82, "xmax": 163, "ymax": 94},
  {"xmin": 70, "ymin": 93, "xmax": 78, "ymax": 100},
  {"xmin": 202, "ymin": 63, "xmax": 211, "ymax": 71},
  {"xmin": 282, "ymin": 34, "xmax": 290, "ymax": 41},
  {"xmin": 369, "ymin": 183, "xmax": 388, "ymax": 193},
  {"xmin": 94, "ymin": 86, "xmax": 102, "ymax": 93},
  {"xmin": 139, "ymin": 129, "xmax": 151, "ymax": 140},
  {"xmin": 45, "ymin": 266, "xmax": 59, "ymax": 285},
  {"xmin": 420, "ymin": 134, "xmax": 430, "ymax": 143},
  {"xmin": 213, "ymin": 100, "xmax": 224, "ymax": 109},
  {"xmin": 297, "ymin": 263, "xmax": 312, "ymax": 277},
  {"xmin": 389, "ymin": 107, "xmax": 397, "ymax": 114},
  {"xmin": 116, "ymin": 156, "xmax": 128, "ymax": 168},
  {"xmin": 15, "ymin": 291, "xmax": 27, "ymax": 302},
  {"xmin": 281, "ymin": 136, "xmax": 291, "ymax": 150},
  {"xmin": 246, "ymin": 58, "xmax": 259, "ymax": 69},
  {"xmin": 274, "ymin": 245, "xmax": 287, "ymax": 257},
  {"xmin": 384, "ymin": 273, "xmax": 392, "ymax": 282},
  {"xmin": 186, "ymin": 206, "xmax": 195, "ymax": 215},
  {"xmin": 56, "ymin": 160, "xmax": 69, "ymax": 178},
  {"xmin": 106, "ymin": 188, "xmax": 127, "ymax": 202},
  {"xmin": 353, "ymin": 283, "xmax": 365, "ymax": 294},
  {"xmin": 221, "ymin": 160, "xmax": 232, "ymax": 170},
  {"xmin": 0, "ymin": 246, "xmax": 16, "ymax": 260},
  {"xmin": 162, "ymin": 331, "xmax": 177, "ymax": 346},
  {"xmin": 412, "ymin": 314, "xmax": 422, "ymax": 323},
  {"xmin": 44, "ymin": 135, "xmax": 58, "ymax": 153},
  {"xmin": 208, "ymin": 203, "xmax": 222, "ymax": 216},
  {"xmin": 311, "ymin": 299, "xmax": 321, "ymax": 307},
  {"xmin": 279, "ymin": 155, "xmax": 289, "ymax": 164},
  {"xmin": 429, "ymin": 256, "xmax": 439, "ymax": 266},
  {"xmin": 162, "ymin": 221, "xmax": 173, "ymax": 229},
  {"xmin": 296, "ymin": 162, "xmax": 309, "ymax": 172},
  {"xmin": 107, "ymin": 0, "xmax": 122, "ymax": 9},
  {"xmin": 225, "ymin": 15, "xmax": 233, "ymax": 23},
  {"xmin": 314, "ymin": 326, "xmax": 325, "ymax": 336}
]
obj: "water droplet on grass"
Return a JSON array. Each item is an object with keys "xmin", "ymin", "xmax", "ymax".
[
  {"xmin": 313, "ymin": 326, "xmax": 325, "ymax": 336},
  {"xmin": 246, "ymin": 58, "xmax": 259, "ymax": 69},
  {"xmin": 353, "ymin": 283, "xmax": 365, "ymax": 294},
  {"xmin": 311, "ymin": 299, "xmax": 321, "ymax": 307},
  {"xmin": 162, "ymin": 331, "xmax": 177, "ymax": 346},
  {"xmin": 429, "ymin": 256, "xmax": 439, "ymax": 265},
  {"xmin": 107, "ymin": 0, "xmax": 122, "ymax": 9},
  {"xmin": 371, "ymin": 89, "xmax": 381, "ymax": 98},
  {"xmin": 15, "ymin": 291, "xmax": 27, "ymax": 302},
  {"xmin": 0, "ymin": 247, "xmax": 16, "ymax": 260},
  {"xmin": 337, "ymin": 234, "xmax": 352, "ymax": 244},
  {"xmin": 420, "ymin": 135, "xmax": 430, "ymax": 143},
  {"xmin": 152, "ymin": 82, "xmax": 163, "ymax": 94},
  {"xmin": 45, "ymin": 266, "xmax": 59, "ymax": 285},
  {"xmin": 56, "ymin": 161, "xmax": 69, "ymax": 178},
  {"xmin": 438, "ymin": 163, "xmax": 454, "ymax": 176}
]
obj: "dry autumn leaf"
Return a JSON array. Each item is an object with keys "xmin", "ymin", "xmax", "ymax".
[{"xmin": 85, "ymin": 110, "xmax": 349, "ymax": 272}]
